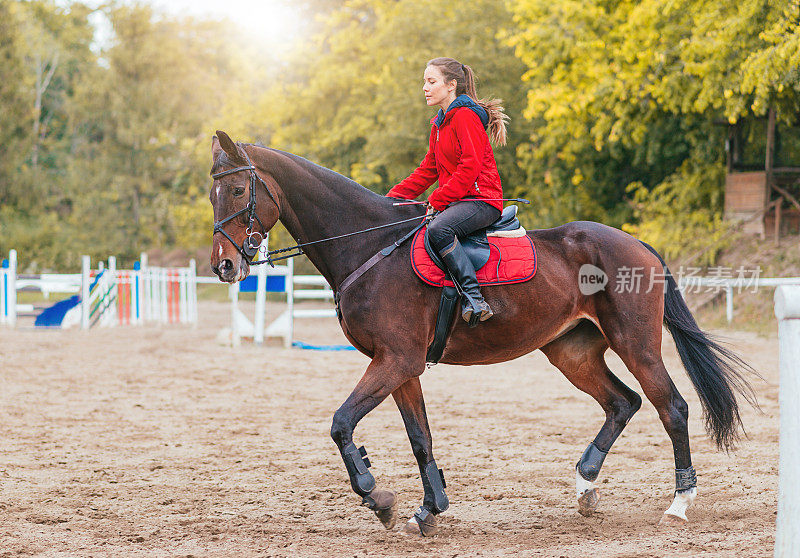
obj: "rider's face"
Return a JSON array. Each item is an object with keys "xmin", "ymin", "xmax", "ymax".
[{"xmin": 423, "ymin": 65, "xmax": 456, "ymax": 111}]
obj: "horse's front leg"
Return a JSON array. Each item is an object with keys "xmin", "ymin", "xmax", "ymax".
[
  {"xmin": 392, "ymin": 376, "xmax": 448, "ymax": 537},
  {"xmin": 330, "ymin": 352, "xmax": 422, "ymax": 530}
]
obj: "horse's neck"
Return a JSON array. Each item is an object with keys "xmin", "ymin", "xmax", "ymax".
[{"xmin": 256, "ymin": 148, "xmax": 417, "ymax": 290}]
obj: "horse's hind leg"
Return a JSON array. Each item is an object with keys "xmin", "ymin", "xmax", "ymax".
[
  {"xmin": 596, "ymin": 312, "xmax": 697, "ymax": 524},
  {"xmin": 540, "ymin": 320, "xmax": 642, "ymax": 516},
  {"xmin": 392, "ymin": 377, "xmax": 448, "ymax": 537}
]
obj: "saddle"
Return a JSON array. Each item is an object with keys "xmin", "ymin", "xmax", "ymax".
[
  {"xmin": 412, "ymin": 206, "xmax": 537, "ymax": 364},
  {"xmin": 422, "ymin": 205, "xmax": 524, "ymax": 272},
  {"xmin": 412, "ymin": 206, "xmax": 536, "ymax": 288}
]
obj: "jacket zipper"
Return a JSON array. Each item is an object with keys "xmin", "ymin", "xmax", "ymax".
[{"xmin": 437, "ymin": 125, "xmax": 482, "ymax": 195}]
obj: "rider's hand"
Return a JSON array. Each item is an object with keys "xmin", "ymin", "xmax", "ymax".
[{"xmin": 425, "ymin": 202, "xmax": 435, "ymax": 216}]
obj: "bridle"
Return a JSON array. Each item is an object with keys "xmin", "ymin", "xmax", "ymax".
[
  {"xmin": 212, "ymin": 145, "xmax": 431, "ymax": 269},
  {"xmin": 211, "ymin": 147, "xmax": 280, "ymax": 265}
]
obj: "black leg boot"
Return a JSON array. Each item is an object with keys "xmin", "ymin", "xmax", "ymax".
[{"xmin": 439, "ymin": 237, "xmax": 493, "ymax": 324}]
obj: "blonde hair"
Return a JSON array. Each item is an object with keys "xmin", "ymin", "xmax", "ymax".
[{"xmin": 427, "ymin": 57, "xmax": 509, "ymax": 146}]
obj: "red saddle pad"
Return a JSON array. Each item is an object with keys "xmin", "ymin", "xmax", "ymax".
[{"xmin": 411, "ymin": 227, "xmax": 537, "ymax": 287}]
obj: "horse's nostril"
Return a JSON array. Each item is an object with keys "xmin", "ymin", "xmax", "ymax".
[{"xmin": 221, "ymin": 259, "xmax": 234, "ymax": 273}]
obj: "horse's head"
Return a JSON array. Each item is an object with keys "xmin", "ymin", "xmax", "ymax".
[{"xmin": 209, "ymin": 130, "xmax": 280, "ymax": 282}]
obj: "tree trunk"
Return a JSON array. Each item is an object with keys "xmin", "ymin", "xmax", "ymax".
[
  {"xmin": 31, "ymin": 51, "xmax": 59, "ymax": 168},
  {"xmin": 763, "ymin": 107, "xmax": 776, "ymax": 241}
]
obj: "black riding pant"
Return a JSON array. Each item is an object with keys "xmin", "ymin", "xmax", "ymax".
[{"xmin": 427, "ymin": 200, "xmax": 502, "ymax": 254}]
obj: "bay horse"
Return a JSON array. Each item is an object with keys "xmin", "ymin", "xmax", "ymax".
[{"xmin": 208, "ymin": 131, "xmax": 754, "ymax": 535}]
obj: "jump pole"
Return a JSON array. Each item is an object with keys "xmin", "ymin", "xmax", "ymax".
[
  {"xmin": 108, "ymin": 256, "xmax": 118, "ymax": 327},
  {"xmin": 0, "ymin": 255, "xmax": 5, "ymax": 326},
  {"xmin": 141, "ymin": 252, "xmax": 153, "ymax": 322},
  {"xmin": 253, "ymin": 238, "xmax": 269, "ymax": 344},
  {"xmin": 160, "ymin": 267, "xmax": 168, "ymax": 324},
  {"xmin": 230, "ymin": 281, "xmax": 241, "ymax": 347},
  {"xmin": 179, "ymin": 267, "xmax": 188, "ymax": 324},
  {"xmin": 188, "ymin": 259, "xmax": 198, "ymax": 327},
  {"xmin": 80, "ymin": 255, "xmax": 90, "ymax": 329},
  {"xmin": 5, "ymin": 250, "xmax": 17, "ymax": 327},
  {"xmin": 140, "ymin": 253, "xmax": 148, "ymax": 323},
  {"xmin": 774, "ymin": 285, "xmax": 800, "ymax": 556},
  {"xmin": 286, "ymin": 258, "xmax": 295, "ymax": 348},
  {"xmin": 132, "ymin": 260, "xmax": 142, "ymax": 325}
]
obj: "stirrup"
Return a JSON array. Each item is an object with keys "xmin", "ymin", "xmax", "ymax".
[
  {"xmin": 477, "ymin": 303, "xmax": 494, "ymax": 321},
  {"xmin": 461, "ymin": 298, "xmax": 493, "ymax": 326}
]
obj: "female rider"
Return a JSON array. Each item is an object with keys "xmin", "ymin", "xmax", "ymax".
[{"xmin": 387, "ymin": 57, "xmax": 508, "ymax": 323}]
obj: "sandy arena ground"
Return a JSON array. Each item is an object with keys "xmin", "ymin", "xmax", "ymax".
[{"xmin": 0, "ymin": 300, "xmax": 778, "ymax": 557}]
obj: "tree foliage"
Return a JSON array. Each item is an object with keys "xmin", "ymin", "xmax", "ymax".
[
  {"xmin": 262, "ymin": 0, "xmax": 531, "ymax": 193},
  {"xmin": 2, "ymin": 0, "xmax": 800, "ymax": 271},
  {"xmin": 506, "ymin": 0, "xmax": 800, "ymax": 258},
  {"xmin": 1, "ymin": 1, "xmax": 262, "ymax": 269}
]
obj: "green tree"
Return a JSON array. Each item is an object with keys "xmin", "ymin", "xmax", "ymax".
[
  {"xmin": 63, "ymin": 2, "xmax": 262, "ymax": 264},
  {"xmin": 260, "ymin": 0, "xmax": 531, "ymax": 199},
  {"xmin": 0, "ymin": 1, "xmax": 97, "ymax": 270},
  {"xmin": 506, "ymin": 0, "xmax": 800, "ymax": 259}
]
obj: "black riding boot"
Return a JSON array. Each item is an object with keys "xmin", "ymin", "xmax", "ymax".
[{"xmin": 439, "ymin": 237, "xmax": 493, "ymax": 324}]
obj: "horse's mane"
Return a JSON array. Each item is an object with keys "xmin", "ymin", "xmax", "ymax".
[
  {"xmin": 253, "ymin": 144, "xmax": 401, "ymax": 209},
  {"xmin": 211, "ymin": 141, "xmax": 413, "ymax": 214}
]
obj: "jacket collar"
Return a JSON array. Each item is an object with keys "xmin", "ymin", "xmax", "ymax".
[{"xmin": 433, "ymin": 94, "xmax": 489, "ymax": 129}]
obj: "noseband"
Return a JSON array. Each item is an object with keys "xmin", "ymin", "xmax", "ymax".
[{"xmin": 211, "ymin": 147, "xmax": 280, "ymax": 265}]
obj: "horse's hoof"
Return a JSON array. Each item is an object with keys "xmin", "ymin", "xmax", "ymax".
[
  {"xmin": 362, "ymin": 489, "xmax": 397, "ymax": 530},
  {"xmin": 659, "ymin": 513, "xmax": 688, "ymax": 527},
  {"xmin": 577, "ymin": 488, "xmax": 600, "ymax": 517},
  {"xmin": 401, "ymin": 509, "xmax": 438, "ymax": 537}
]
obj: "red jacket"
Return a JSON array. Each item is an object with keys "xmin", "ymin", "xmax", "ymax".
[{"xmin": 387, "ymin": 104, "xmax": 503, "ymax": 211}]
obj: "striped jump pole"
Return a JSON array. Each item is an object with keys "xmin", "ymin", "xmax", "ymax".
[
  {"xmin": 1, "ymin": 250, "xmax": 17, "ymax": 327},
  {"xmin": 0, "ymin": 257, "xmax": 5, "ymax": 326},
  {"xmin": 81, "ymin": 255, "xmax": 90, "ymax": 329},
  {"xmin": 132, "ymin": 260, "xmax": 142, "ymax": 325},
  {"xmin": 168, "ymin": 269, "xmax": 179, "ymax": 324},
  {"xmin": 107, "ymin": 256, "xmax": 118, "ymax": 327},
  {"xmin": 117, "ymin": 270, "xmax": 131, "ymax": 326},
  {"xmin": 7, "ymin": 249, "xmax": 17, "ymax": 327}
]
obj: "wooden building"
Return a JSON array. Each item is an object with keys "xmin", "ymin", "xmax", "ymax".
[{"xmin": 724, "ymin": 108, "xmax": 800, "ymax": 240}]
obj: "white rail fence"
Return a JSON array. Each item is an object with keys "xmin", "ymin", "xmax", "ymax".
[
  {"xmin": 774, "ymin": 286, "xmax": 800, "ymax": 557},
  {"xmin": 221, "ymin": 257, "xmax": 337, "ymax": 347},
  {"xmin": 2, "ymin": 246, "xmax": 330, "ymax": 340},
  {"xmin": 678, "ymin": 276, "xmax": 800, "ymax": 322}
]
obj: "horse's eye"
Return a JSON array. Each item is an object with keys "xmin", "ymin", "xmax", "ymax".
[{"xmin": 233, "ymin": 186, "xmax": 245, "ymax": 196}]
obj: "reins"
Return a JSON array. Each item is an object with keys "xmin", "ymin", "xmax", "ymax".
[{"xmin": 263, "ymin": 214, "xmax": 430, "ymax": 266}]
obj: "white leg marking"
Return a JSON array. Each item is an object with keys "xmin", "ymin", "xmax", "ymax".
[
  {"xmin": 576, "ymin": 467, "xmax": 595, "ymax": 497},
  {"xmin": 664, "ymin": 487, "xmax": 697, "ymax": 521}
]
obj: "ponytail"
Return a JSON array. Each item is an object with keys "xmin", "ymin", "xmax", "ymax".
[
  {"xmin": 462, "ymin": 64, "xmax": 509, "ymax": 147},
  {"xmin": 428, "ymin": 57, "xmax": 509, "ymax": 146}
]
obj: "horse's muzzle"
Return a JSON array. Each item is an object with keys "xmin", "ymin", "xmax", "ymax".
[{"xmin": 213, "ymin": 258, "xmax": 239, "ymax": 283}]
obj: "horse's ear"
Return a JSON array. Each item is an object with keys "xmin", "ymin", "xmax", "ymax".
[
  {"xmin": 215, "ymin": 130, "xmax": 246, "ymax": 164},
  {"xmin": 211, "ymin": 134, "xmax": 222, "ymax": 159}
]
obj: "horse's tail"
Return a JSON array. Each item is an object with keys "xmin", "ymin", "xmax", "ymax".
[{"xmin": 639, "ymin": 241, "xmax": 758, "ymax": 451}]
